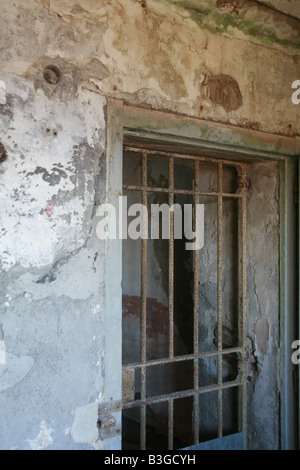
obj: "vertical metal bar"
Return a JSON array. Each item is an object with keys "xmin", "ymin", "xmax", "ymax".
[
  {"xmin": 141, "ymin": 151, "xmax": 148, "ymax": 364},
  {"xmin": 140, "ymin": 151, "xmax": 148, "ymax": 450},
  {"xmin": 169, "ymin": 157, "xmax": 174, "ymax": 359},
  {"xmin": 217, "ymin": 162, "xmax": 223, "ymax": 439},
  {"xmin": 168, "ymin": 399, "xmax": 174, "ymax": 450},
  {"xmin": 193, "ymin": 160, "xmax": 200, "ymax": 444},
  {"xmin": 140, "ymin": 402, "xmax": 146, "ymax": 450},
  {"xmin": 241, "ymin": 164, "xmax": 247, "ymax": 366}
]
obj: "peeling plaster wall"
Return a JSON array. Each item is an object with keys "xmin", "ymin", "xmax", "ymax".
[
  {"xmin": 0, "ymin": 0, "xmax": 299, "ymax": 135},
  {"xmin": 0, "ymin": 71, "xmax": 108, "ymax": 450},
  {"xmin": 0, "ymin": 0, "xmax": 297, "ymax": 450}
]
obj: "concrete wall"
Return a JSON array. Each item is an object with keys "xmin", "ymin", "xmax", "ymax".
[
  {"xmin": 0, "ymin": 0, "xmax": 298, "ymax": 450},
  {"xmin": 0, "ymin": 70, "xmax": 109, "ymax": 449}
]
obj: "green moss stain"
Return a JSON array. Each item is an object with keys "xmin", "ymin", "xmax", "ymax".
[{"xmin": 153, "ymin": 0, "xmax": 300, "ymax": 52}]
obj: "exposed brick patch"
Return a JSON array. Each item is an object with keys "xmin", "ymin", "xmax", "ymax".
[{"xmin": 207, "ymin": 74, "xmax": 243, "ymax": 112}]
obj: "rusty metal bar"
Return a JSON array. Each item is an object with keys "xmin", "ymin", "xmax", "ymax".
[
  {"xmin": 217, "ymin": 162, "xmax": 223, "ymax": 438},
  {"xmin": 123, "ymin": 184, "xmax": 243, "ymax": 199},
  {"xmin": 193, "ymin": 160, "xmax": 200, "ymax": 444},
  {"xmin": 168, "ymin": 399, "xmax": 174, "ymax": 450},
  {"xmin": 140, "ymin": 151, "xmax": 148, "ymax": 450},
  {"xmin": 140, "ymin": 402, "xmax": 146, "ymax": 450},
  {"xmin": 122, "ymin": 347, "xmax": 244, "ymax": 370},
  {"xmin": 122, "ymin": 379, "xmax": 243, "ymax": 410},
  {"xmin": 141, "ymin": 151, "xmax": 147, "ymax": 365},
  {"xmin": 169, "ymin": 157, "xmax": 174, "ymax": 360},
  {"xmin": 124, "ymin": 146, "xmax": 244, "ymax": 168}
]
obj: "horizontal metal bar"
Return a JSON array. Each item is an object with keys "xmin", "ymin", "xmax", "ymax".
[
  {"xmin": 122, "ymin": 380, "xmax": 243, "ymax": 409},
  {"xmin": 122, "ymin": 347, "xmax": 243, "ymax": 370},
  {"xmin": 123, "ymin": 184, "xmax": 243, "ymax": 198},
  {"xmin": 124, "ymin": 145, "xmax": 246, "ymax": 167}
]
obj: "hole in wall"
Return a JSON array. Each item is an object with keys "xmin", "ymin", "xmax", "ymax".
[{"xmin": 43, "ymin": 65, "xmax": 62, "ymax": 85}]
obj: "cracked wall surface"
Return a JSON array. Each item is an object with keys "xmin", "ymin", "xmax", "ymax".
[
  {"xmin": 0, "ymin": 0, "xmax": 297, "ymax": 450},
  {"xmin": 0, "ymin": 70, "xmax": 109, "ymax": 450},
  {"xmin": 0, "ymin": 0, "xmax": 299, "ymax": 135}
]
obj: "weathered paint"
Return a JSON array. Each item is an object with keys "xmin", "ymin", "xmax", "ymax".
[
  {"xmin": 122, "ymin": 105, "xmax": 298, "ymax": 158},
  {"xmin": 154, "ymin": 0, "xmax": 300, "ymax": 53},
  {"xmin": 0, "ymin": 0, "xmax": 299, "ymax": 136},
  {"xmin": 0, "ymin": 68, "xmax": 108, "ymax": 450}
]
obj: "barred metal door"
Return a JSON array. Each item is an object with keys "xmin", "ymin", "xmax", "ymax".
[{"xmin": 122, "ymin": 147, "xmax": 247, "ymax": 450}]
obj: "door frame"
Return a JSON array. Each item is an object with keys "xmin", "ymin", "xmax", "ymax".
[{"xmin": 103, "ymin": 98, "xmax": 300, "ymax": 450}]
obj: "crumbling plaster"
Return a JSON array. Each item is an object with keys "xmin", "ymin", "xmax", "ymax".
[
  {"xmin": 0, "ymin": 0, "xmax": 298, "ymax": 450},
  {"xmin": 0, "ymin": 0, "xmax": 299, "ymax": 135},
  {"xmin": 0, "ymin": 69, "xmax": 109, "ymax": 449}
]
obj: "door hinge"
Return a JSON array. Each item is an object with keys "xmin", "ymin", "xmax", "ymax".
[
  {"xmin": 237, "ymin": 175, "xmax": 251, "ymax": 191},
  {"xmin": 294, "ymin": 183, "xmax": 298, "ymax": 205}
]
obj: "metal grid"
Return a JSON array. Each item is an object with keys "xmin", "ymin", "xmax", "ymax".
[{"xmin": 122, "ymin": 146, "xmax": 248, "ymax": 450}]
